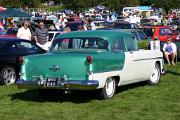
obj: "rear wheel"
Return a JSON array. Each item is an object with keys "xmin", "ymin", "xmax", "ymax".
[
  {"xmin": 148, "ymin": 63, "xmax": 160, "ymax": 85},
  {"xmin": 0, "ymin": 66, "xmax": 16, "ymax": 85},
  {"xmin": 99, "ymin": 77, "xmax": 116, "ymax": 99}
]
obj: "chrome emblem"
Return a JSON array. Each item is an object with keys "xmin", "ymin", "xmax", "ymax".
[{"xmin": 49, "ymin": 65, "xmax": 59, "ymax": 72}]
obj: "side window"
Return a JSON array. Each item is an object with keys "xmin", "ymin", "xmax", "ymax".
[
  {"xmin": 124, "ymin": 37, "xmax": 137, "ymax": 51},
  {"xmin": 112, "ymin": 37, "xmax": 125, "ymax": 51},
  {"xmin": 16, "ymin": 41, "xmax": 39, "ymax": 54},
  {"xmin": 72, "ymin": 38, "xmax": 84, "ymax": 49}
]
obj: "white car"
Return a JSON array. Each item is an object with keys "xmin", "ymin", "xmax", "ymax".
[{"xmin": 37, "ymin": 31, "xmax": 62, "ymax": 51}]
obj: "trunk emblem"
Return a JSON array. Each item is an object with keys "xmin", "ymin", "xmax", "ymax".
[{"xmin": 49, "ymin": 65, "xmax": 59, "ymax": 72}]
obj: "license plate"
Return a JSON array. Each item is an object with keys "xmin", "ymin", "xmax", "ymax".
[{"xmin": 45, "ymin": 77, "xmax": 58, "ymax": 87}]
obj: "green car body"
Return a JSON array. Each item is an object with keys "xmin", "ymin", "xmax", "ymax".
[{"xmin": 17, "ymin": 30, "xmax": 130, "ymax": 89}]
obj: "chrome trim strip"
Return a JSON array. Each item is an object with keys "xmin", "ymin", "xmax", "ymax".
[{"xmin": 133, "ymin": 57, "xmax": 163, "ymax": 61}]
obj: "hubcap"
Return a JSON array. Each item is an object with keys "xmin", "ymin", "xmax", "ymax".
[
  {"xmin": 150, "ymin": 66, "xmax": 159, "ymax": 83},
  {"xmin": 105, "ymin": 78, "xmax": 114, "ymax": 96},
  {"xmin": 3, "ymin": 68, "xmax": 16, "ymax": 85}
]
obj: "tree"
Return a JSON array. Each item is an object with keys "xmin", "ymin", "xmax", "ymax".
[
  {"xmin": 139, "ymin": 0, "xmax": 180, "ymax": 14},
  {"xmin": 0, "ymin": 0, "xmax": 41, "ymax": 8},
  {"xmin": 102, "ymin": 0, "xmax": 139, "ymax": 14}
]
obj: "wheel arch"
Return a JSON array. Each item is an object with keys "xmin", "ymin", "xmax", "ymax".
[{"xmin": 111, "ymin": 76, "xmax": 120, "ymax": 86}]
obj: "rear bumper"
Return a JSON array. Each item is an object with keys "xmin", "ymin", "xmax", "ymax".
[{"xmin": 16, "ymin": 79, "xmax": 99, "ymax": 90}]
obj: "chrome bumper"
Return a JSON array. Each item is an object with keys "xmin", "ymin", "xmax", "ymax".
[{"xmin": 16, "ymin": 79, "xmax": 99, "ymax": 90}]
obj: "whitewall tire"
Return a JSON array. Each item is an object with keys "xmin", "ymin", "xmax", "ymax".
[
  {"xmin": 99, "ymin": 77, "xmax": 116, "ymax": 99},
  {"xmin": 148, "ymin": 63, "xmax": 160, "ymax": 85},
  {"xmin": 0, "ymin": 66, "xmax": 16, "ymax": 85}
]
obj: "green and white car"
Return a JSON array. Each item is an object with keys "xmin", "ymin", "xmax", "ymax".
[{"xmin": 16, "ymin": 30, "xmax": 164, "ymax": 99}]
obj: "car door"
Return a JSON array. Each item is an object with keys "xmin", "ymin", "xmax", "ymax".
[
  {"xmin": 122, "ymin": 36, "xmax": 147, "ymax": 83},
  {"xmin": 0, "ymin": 41, "xmax": 19, "ymax": 65}
]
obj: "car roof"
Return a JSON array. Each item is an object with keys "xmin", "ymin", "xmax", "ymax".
[
  {"xmin": 0, "ymin": 38, "xmax": 31, "ymax": 42},
  {"xmin": 56, "ymin": 30, "xmax": 133, "ymax": 42},
  {"xmin": 142, "ymin": 26, "xmax": 168, "ymax": 28},
  {"xmin": 119, "ymin": 29, "xmax": 143, "ymax": 32}
]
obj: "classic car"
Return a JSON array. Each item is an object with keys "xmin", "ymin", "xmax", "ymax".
[
  {"xmin": 0, "ymin": 38, "xmax": 46, "ymax": 85},
  {"xmin": 98, "ymin": 29, "xmax": 148, "ymax": 41},
  {"xmin": 16, "ymin": 30, "xmax": 164, "ymax": 99}
]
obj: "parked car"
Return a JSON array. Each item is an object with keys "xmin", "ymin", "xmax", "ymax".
[
  {"xmin": 48, "ymin": 31, "xmax": 62, "ymax": 42},
  {"xmin": 16, "ymin": 30, "xmax": 164, "ymax": 99},
  {"xmin": 0, "ymin": 38, "xmax": 46, "ymax": 85},
  {"xmin": 97, "ymin": 28, "xmax": 148, "ymax": 41},
  {"xmin": 37, "ymin": 30, "xmax": 62, "ymax": 51},
  {"xmin": 141, "ymin": 26, "xmax": 177, "ymax": 41},
  {"xmin": 65, "ymin": 21, "xmax": 84, "ymax": 31},
  {"xmin": 0, "ymin": 28, "xmax": 17, "ymax": 38},
  {"xmin": 124, "ymin": 29, "xmax": 148, "ymax": 40},
  {"xmin": 97, "ymin": 21, "xmax": 139, "ymax": 30},
  {"xmin": 112, "ymin": 21, "xmax": 139, "ymax": 29}
]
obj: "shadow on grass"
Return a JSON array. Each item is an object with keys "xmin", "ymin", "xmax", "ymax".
[
  {"xmin": 10, "ymin": 89, "xmax": 100, "ymax": 103},
  {"xmin": 116, "ymin": 81, "xmax": 147, "ymax": 93},
  {"xmin": 166, "ymin": 70, "xmax": 180, "ymax": 76},
  {"xmin": 10, "ymin": 81, "xmax": 148, "ymax": 103}
]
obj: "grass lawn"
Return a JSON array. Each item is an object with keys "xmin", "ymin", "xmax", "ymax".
[{"xmin": 0, "ymin": 62, "xmax": 180, "ymax": 120}]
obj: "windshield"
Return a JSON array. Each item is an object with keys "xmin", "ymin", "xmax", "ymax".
[{"xmin": 50, "ymin": 37, "xmax": 108, "ymax": 51}]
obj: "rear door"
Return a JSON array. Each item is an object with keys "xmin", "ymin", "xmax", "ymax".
[{"xmin": 122, "ymin": 36, "xmax": 149, "ymax": 83}]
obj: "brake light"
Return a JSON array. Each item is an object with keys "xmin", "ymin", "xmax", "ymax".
[
  {"xmin": 18, "ymin": 56, "xmax": 24, "ymax": 64},
  {"xmin": 86, "ymin": 56, "xmax": 92, "ymax": 64}
]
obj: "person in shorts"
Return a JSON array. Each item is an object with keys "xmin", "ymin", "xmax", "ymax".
[{"xmin": 163, "ymin": 37, "xmax": 177, "ymax": 65}]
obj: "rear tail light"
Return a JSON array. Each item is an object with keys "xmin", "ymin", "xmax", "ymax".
[
  {"xmin": 86, "ymin": 56, "xmax": 92, "ymax": 64},
  {"xmin": 18, "ymin": 56, "xmax": 24, "ymax": 64}
]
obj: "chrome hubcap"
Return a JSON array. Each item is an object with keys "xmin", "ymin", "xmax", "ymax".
[
  {"xmin": 105, "ymin": 78, "xmax": 114, "ymax": 96},
  {"xmin": 3, "ymin": 68, "xmax": 16, "ymax": 85},
  {"xmin": 150, "ymin": 66, "xmax": 159, "ymax": 83}
]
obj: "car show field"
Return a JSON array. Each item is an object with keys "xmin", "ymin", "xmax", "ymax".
[
  {"xmin": 0, "ymin": 0, "xmax": 180, "ymax": 119},
  {"xmin": 0, "ymin": 62, "xmax": 180, "ymax": 120}
]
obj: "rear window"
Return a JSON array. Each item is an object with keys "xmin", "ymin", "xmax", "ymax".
[
  {"xmin": 50, "ymin": 37, "xmax": 108, "ymax": 51},
  {"xmin": 159, "ymin": 28, "xmax": 171, "ymax": 36}
]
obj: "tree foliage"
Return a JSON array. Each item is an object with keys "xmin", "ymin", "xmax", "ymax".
[
  {"xmin": 0, "ymin": 0, "xmax": 41, "ymax": 8},
  {"xmin": 0, "ymin": 0, "xmax": 179, "ymax": 13},
  {"xmin": 140, "ymin": 0, "xmax": 180, "ymax": 13}
]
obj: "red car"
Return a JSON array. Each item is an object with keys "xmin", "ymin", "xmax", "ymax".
[{"xmin": 141, "ymin": 26, "xmax": 177, "ymax": 41}]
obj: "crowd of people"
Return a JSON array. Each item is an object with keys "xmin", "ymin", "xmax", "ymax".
[{"xmin": 0, "ymin": 8, "xmax": 179, "ymax": 65}]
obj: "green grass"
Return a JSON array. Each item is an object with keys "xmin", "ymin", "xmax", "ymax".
[{"xmin": 0, "ymin": 63, "xmax": 180, "ymax": 120}]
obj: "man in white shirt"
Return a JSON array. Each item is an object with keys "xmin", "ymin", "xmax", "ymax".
[
  {"xmin": 163, "ymin": 37, "xmax": 177, "ymax": 65},
  {"xmin": 17, "ymin": 21, "xmax": 31, "ymax": 40}
]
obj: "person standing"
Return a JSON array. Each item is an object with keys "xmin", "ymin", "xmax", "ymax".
[
  {"xmin": 17, "ymin": 20, "xmax": 31, "ymax": 40},
  {"xmin": 163, "ymin": 37, "xmax": 177, "ymax": 65},
  {"xmin": 86, "ymin": 19, "xmax": 96, "ymax": 30},
  {"xmin": 34, "ymin": 21, "xmax": 49, "ymax": 45}
]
